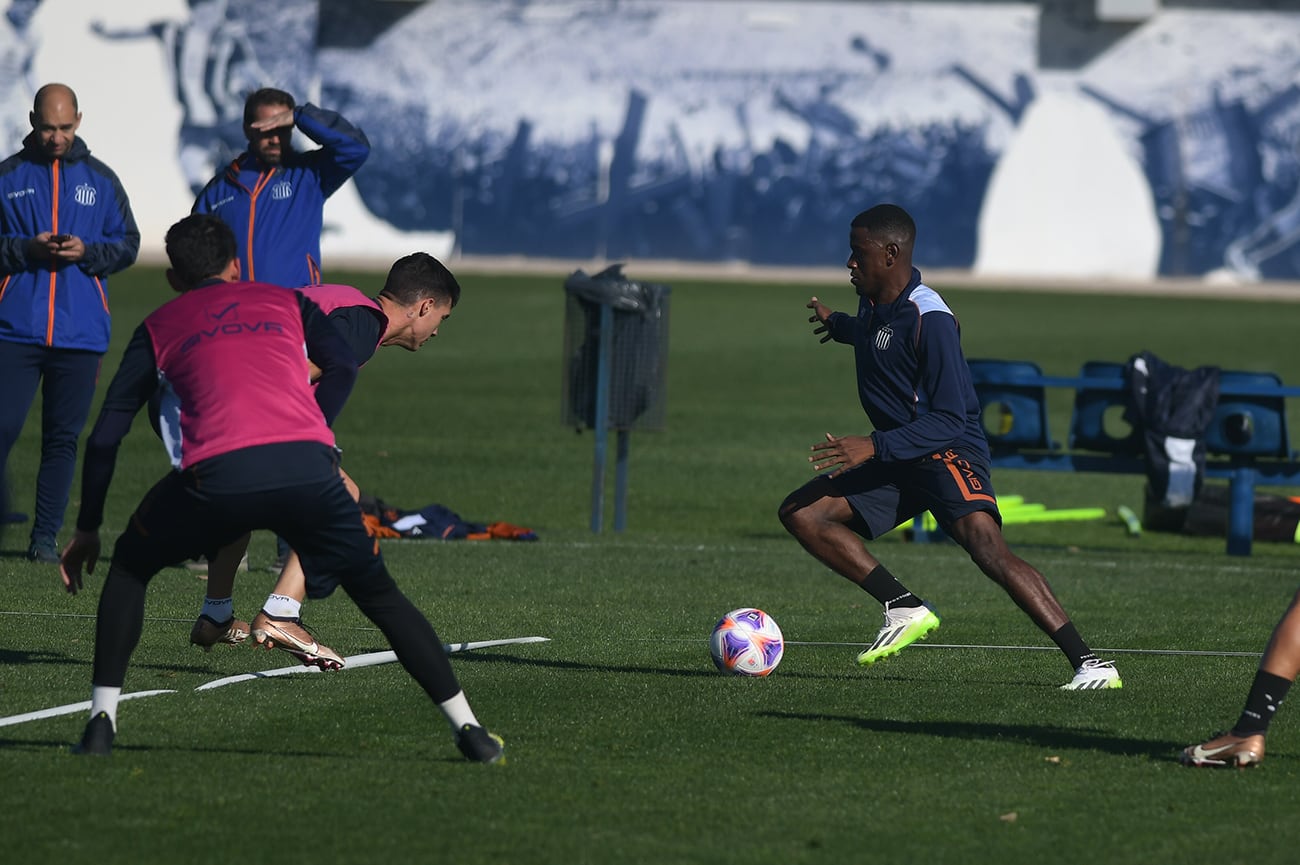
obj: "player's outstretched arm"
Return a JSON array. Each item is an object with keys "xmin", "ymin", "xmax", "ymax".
[{"xmin": 807, "ymin": 296, "xmax": 857, "ymax": 345}]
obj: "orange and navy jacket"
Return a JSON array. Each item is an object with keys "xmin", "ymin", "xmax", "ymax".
[
  {"xmin": 191, "ymin": 104, "xmax": 370, "ymax": 289},
  {"xmin": 0, "ymin": 133, "xmax": 140, "ymax": 352}
]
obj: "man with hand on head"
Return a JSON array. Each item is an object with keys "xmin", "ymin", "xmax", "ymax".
[
  {"xmin": 192, "ymin": 87, "xmax": 368, "ymax": 288},
  {"xmin": 61, "ymin": 213, "xmax": 503, "ymax": 764},
  {"xmin": 192, "ymin": 85, "xmax": 369, "ymax": 573}
]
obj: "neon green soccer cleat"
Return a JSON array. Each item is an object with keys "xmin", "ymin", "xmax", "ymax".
[
  {"xmin": 1060, "ymin": 658, "xmax": 1123, "ymax": 690},
  {"xmin": 856, "ymin": 603, "xmax": 940, "ymax": 666}
]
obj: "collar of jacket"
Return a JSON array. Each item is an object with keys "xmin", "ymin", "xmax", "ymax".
[
  {"xmin": 227, "ymin": 148, "xmax": 309, "ymax": 181},
  {"xmin": 21, "ymin": 132, "xmax": 90, "ymax": 163}
]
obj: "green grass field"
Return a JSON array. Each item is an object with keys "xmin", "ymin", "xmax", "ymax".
[{"xmin": 3, "ymin": 267, "xmax": 1299, "ymax": 864}]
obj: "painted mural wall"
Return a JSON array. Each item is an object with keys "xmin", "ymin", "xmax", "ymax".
[{"xmin": 4, "ymin": 0, "xmax": 1299, "ymax": 281}]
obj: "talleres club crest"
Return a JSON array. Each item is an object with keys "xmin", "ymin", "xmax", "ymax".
[{"xmin": 874, "ymin": 324, "xmax": 893, "ymax": 351}]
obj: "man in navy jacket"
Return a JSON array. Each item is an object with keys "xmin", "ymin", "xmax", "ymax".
[
  {"xmin": 0, "ymin": 82, "xmax": 140, "ymax": 563},
  {"xmin": 192, "ymin": 87, "xmax": 369, "ymax": 288}
]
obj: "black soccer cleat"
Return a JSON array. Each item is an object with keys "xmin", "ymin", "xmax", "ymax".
[
  {"xmin": 72, "ymin": 711, "xmax": 115, "ymax": 756},
  {"xmin": 455, "ymin": 724, "xmax": 506, "ymax": 764}
]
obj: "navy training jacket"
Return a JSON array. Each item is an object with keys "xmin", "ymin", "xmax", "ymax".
[
  {"xmin": 192, "ymin": 103, "xmax": 370, "ymax": 288},
  {"xmin": 824, "ymin": 268, "xmax": 991, "ymax": 464},
  {"xmin": 0, "ymin": 133, "xmax": 140, "ymax": 352}
]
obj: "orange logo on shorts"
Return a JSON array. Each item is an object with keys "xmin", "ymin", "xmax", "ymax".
[{"xmin": 940, "ymin": 449, "xmax": 993, "ymax": 502}]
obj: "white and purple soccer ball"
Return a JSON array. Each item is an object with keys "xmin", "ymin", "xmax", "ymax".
[{"xmin": 710, "ymin": 608, "xmax": 784, "ymax": 676}]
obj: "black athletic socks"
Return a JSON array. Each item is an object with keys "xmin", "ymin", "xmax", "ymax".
[
  {"xmin": 859, "ymin": 565, "xmax": 924, "ymax": 608},
  {"xmin": 1233, "ymin": 671, "xmax": 1292, "ymax": 736},
  {"xmin": 1050, "ymin": 622, "xmax": 1095, "ymax": 671}
]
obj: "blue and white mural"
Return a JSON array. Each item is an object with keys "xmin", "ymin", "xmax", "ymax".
[
  {"xmin": 1078, "ymin": 11, "xmax": 1300, "ymax": 280},
  {"xmin": 318, "ymin": 0, "xmax": 1031, "ymax": 269},
  {"xmin": 7, "ymin": 0, "xmax": 1300, "ymax": 281},
  {"xmin": 89, "ymin": 0, "xmax": 314, "ymax": 196}
]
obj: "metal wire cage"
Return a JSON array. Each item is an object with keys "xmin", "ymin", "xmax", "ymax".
[{"xmin": 562, "ymin": 265, "xmax": 670, "ymax": 432}]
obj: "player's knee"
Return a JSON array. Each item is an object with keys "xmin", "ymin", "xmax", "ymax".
[
  {"xmin": 777, "ymin": 496, "xmax": 812, "ymax": 537},
  {"xmin": 104, "ymin": 559, "xmax": 152, "ymax": 590},
  {"xmin": 957, "ymin": 525, "xmax": 1011, "ymax": 575},
  {"xmin": 339, "ymin": 558, "xmax": 398, "ymax": 604}
]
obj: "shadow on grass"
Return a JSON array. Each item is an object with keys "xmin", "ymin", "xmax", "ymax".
[
  {"xmin": 0, "ymin": 646, "xmax": 222, "ymax": 677},
  {"xmin": 0, "ymin": 647, "xmax": 83, "ymax": 666},
  {"xmin": 0, "ymin": 736, "xmax": 348, "ymax": 759},
  {"xmin": 454, "ymin": 650, "xmax": 856, "ymax": 681},
  {"xmin": 760, "ymin": 709, "xmax": 1186, "ymax": 761}
]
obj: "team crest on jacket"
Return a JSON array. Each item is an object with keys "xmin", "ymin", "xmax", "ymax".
[
  {"xmin": 271, "ymin": 180, "xmax": 293, "ymax": 200},
  {"xmin": 74, "ymin": 183, "xmax": 96, "ymax": 206},
  {"xmin": 873, "ymin": 324, "xmax": 893, "ymax": 351}
]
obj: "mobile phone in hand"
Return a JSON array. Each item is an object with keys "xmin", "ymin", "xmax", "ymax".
[{"xmin": 50, "ymin": 234, "xmax": 69, "ymax": 243}]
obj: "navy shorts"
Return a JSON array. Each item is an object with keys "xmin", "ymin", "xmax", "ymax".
[{"xmin": 827, "ymin": 445, "xmax": 1001, "ymax": 539}]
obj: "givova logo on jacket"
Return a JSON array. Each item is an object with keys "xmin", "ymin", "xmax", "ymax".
[
  {"xmin": 74, "ymin": 183, "xmax": 96, "ymax": 206},
  {"xmin": 271, "ymin": 180, "xmax": 293, "ymax": 200}
]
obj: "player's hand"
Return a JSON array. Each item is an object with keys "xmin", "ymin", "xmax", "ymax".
[
  {"xmin": 26, "ymin": 232, "xmax": 62, "ymax": 262},
  {"xmin": 60, "ymin": 530, "xmax": 101, "ymax": 595},
  {"xmin": 48, "ymin": 234, "xmax": 85, "ymax": 263},
  {"xmin": 807, "ymin": 296, "xmax": 834, "ymax": 343},
  {"xmin": 809, "ymin": 432, "xmax": 875, "ymax": 477},
  {"xmin": 249, "ymin": 108, "xmax": 295, "ymax": 132}
]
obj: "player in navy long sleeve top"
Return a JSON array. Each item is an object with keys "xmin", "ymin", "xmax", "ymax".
[
  {"xmin": 821, "ymin": 265, "xmax": 989, "ymax": 464},
  {"xmin": 779, "ymin": 203, "xmax": 1122, "ymax": 691}
]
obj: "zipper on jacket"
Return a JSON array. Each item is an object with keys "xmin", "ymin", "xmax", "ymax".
[
  {"xmin": 246, "ymin": 169, "xmax": 275, "ymax": 281},
  {"xmin": 46, "ymin": 158, "xmax": 60, "ymax": 346}
]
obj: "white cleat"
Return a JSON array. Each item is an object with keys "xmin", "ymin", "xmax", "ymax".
[{"xmin": 1060, "ymin": 658, "xmax": 1122, "ymax": 690}]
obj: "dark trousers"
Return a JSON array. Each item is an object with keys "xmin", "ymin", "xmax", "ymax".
[
  {"xmin": 92, "ymin": 462, "xmax": 463, "ymax": 707},
  {"xmin": 0, "ymin": 341, "xmax": 101, "ymax": 545}
]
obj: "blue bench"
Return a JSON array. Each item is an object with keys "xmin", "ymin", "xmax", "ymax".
[{"xmin": 953, "ymin": 358, "xmax": 1300, "ymax": 556}]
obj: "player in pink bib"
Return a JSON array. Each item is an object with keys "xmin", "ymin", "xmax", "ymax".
[
  {"xmin": 187, "ymin": 258, "xmax": 458, "ymax": 669},
  {"xmin": 59, "ymin": 215, "xmax": 503, "ymax": 764}
]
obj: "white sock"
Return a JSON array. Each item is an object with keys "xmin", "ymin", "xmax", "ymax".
[
  {"xmin": 91, "ymin": 685, "xmax": 121, "ymax": 731},
  {"xmin": 262, "ymin": 594, "xmax": 301, "ymax": 619},
  {"xmin": 438, "ymin": 691, "xmax": 480, "ymax": 732},
  {"xmin": 201, "ymin": 597, "xmax": 234, "ymax": 621}
]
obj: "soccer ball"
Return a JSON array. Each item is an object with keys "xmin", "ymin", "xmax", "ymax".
[{"xmin": 710, "ymin": 608, "xmax": 784, "ymax": 676}]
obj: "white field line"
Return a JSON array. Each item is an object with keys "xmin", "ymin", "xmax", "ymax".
[
  {"xmin": 3, "ymin": 538, "xmax": 1287, "ymax": 586},
  {"xmin": 0, "ymin": 690, "xmax": 177, "ymax": 728},
  {"xmin": 0, "ymin": 637, "xmax": 549, "ymax": 727},
  {"xmin": 783, "ymin": 640, "xmax": 1262, "ymax": 658},
  {"xmin": 194, "ymin": 636, "xmax": 551, "ymax": 691}
]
